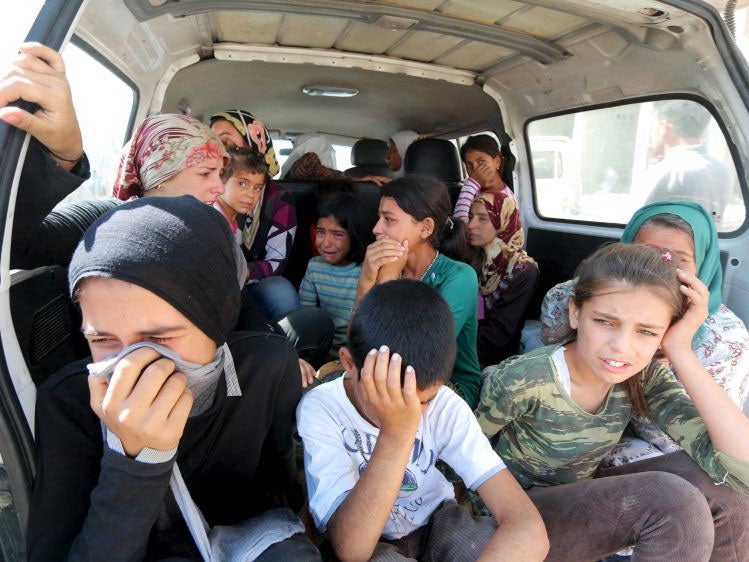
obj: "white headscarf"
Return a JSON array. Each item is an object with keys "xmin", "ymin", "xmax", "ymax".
[
  {"xmin": 280, "ymin": 133, "xmax": 336, "ymax": 178},
  {"xmin": 389, "ymin": 130, "xmax": 419, "ymax": 175}
]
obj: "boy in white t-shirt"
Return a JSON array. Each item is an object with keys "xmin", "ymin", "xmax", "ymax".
[{"xmin": 297, "ymin": 280, "xmax": 548, "ymax": 561}]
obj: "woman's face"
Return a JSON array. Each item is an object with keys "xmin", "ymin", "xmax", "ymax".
[
  {"xmin": 632, "ymin": 224, "xmax": 697, "ymax": 276},
  {"xmin": 386, "ymin": 140, "xmax": 402, "ymax": 172},
  {"xmin": 220, "ymin": 170, "xmax": 266, "ymax": 216},
  {"xmin": 463, "ymin": 149, "xmax": 502, "ymax": 181},
  {"xmin": 78, "ymin": 277, "xmax": 217, "ymax": 364},
  {"xmin": 373, "ymin": 196, "xmax": 425, "ymax": 247},
  {"xmin": 211, "ymin": 119, "xmax": 246, "ymax": 149},
  {"xmin": 467, "ymin": 201, "xmax": 496, "ymax": 247},
  {"xmin": 152, "ymin": 156, "xmax": 225, "ymax": 204}
]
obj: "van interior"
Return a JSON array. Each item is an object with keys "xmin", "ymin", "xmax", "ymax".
[{"xmin": 1, "ymin": 0, "xmax": 749, "ymax": 557}]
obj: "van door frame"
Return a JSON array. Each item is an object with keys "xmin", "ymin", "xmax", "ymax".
[{"xmin": 0, "ymin": 0, "xmax": 86, "ymax": 536}]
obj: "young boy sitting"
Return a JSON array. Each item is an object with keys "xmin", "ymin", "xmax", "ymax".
[{"xmin": 297, "ymin": 280, "xmax": 549, "ymax": 561}]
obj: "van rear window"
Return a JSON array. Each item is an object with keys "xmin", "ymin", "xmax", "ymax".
[{"xmin": 527, "ymin": 99, "xmax": 745, "ymax": 233}]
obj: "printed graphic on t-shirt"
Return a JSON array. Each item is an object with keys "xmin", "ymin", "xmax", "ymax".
[{"xmin": 343, "ymin": 426, "xmax": 440, "ymax": 533}]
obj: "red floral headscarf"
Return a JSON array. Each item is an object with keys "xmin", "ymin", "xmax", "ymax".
[{"xmin": 113, "ymin": 114, "xmax": 229, "ymax": 200}]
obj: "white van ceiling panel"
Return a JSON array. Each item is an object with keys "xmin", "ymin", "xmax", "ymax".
[
  {"xmin": 386, "ymin": 31, "xmax": 466, "ymax": 62},
  {"xmin": 438, "ymin": 0, "xmax": 525, "ymax": 25},
  {"xmin": 334, "ymin": 22, "xmax": 409, "ymax": 54},
  {"xmin": 277, "ymin": 14, "xmax": 350, "ymax": 49},
  {"xmin": 501, "ymin": 6, "xmax": 589, "ymax": 38},
  {"xmin": 435, "ymin": 41, "xmax": 514, "ymax": 71},
  {"xmin": 215, "ymin": 12, "xmax": 282, "ymax": 45}
]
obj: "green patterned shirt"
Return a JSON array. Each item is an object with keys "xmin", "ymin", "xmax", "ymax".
[{"xmin": 476, "ymin": 344, "xmax": 749, "ymax": 493}]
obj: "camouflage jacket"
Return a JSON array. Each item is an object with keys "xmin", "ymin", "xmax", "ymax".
[{"xmin": 475, "ymin": 344, "xmax": 749, "ymax": 493}]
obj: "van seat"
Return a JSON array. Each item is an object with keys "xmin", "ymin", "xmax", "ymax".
[
  {"xmin": 345, "ymin": 139, "xmax": 392, "ymax": 178},
  {"xmin": 402, "ymin": 138, "xmax": 463, "ymax": 207}
]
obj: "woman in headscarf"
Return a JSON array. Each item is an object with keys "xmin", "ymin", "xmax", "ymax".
[
  {"xmin": 209, "ymin": 111, "xmax": 300, "ymax": 318},
  {"xmin": 210, "ymin": 109, "xmax": 280, "ymax": 177},
  {"xmin": 209, "ymin": 116, "xmax": 334, "ymax": 370},
  {"xmin": 386, "ymin": 130, "xmax": 418, "ymax": 177},
  {"xmin": 454, "ymin": 134, "xmax": 517, "ymax": 222},
  {"xmin": 540, "ymin": 200, "xmax": 749, "ymax": 466},
  {"xmin": 28, "ymin": 196, "xmax": 320, "ymax": 561},
  {"xmin": 467, "ymin": 191, "xmax": 538, "ymax": 367},
  {"xmin": 281, "ymin": 133, "xmax": 390, "ymax": 185},
  {"xmin": 113, "ymin": 114, "xmax": 229, "ymax": 202}
]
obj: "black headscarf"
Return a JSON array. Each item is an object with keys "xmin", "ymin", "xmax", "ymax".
[{"xmin": 68, "ymin": 196, "xmax": 239, "ymax": 345}]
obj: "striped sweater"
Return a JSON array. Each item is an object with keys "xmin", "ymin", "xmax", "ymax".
[{"xmin": 299, "ymin": 257, "xmax": 361, "ymax": 350}]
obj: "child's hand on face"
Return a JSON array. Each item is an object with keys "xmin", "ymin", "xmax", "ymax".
[
  {"xmin": 470, "ymin": 161, "xmax": 498, "ymax": 187},
  {"xmin": 88, "ymin": 347, "xmax": 193, "ymax": 458},
  {"xmin": 359, "ymin": 346, "xmax": 421, "ymax": 440},
  {"xmin": 299, "ymin": 358, "xmax": 317, "ymax": 388},
  {"xmin": 661, "ymin": 268, "xmax": 709, "ymax": 357},
  {"xmin": 377, "ymin": 239, "xmax": 408, "ymax": 282},
  {"xmin": 360, "ymin": 238, "xmax": 407, "ymax": 286}
]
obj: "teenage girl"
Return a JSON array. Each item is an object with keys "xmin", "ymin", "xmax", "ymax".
[
  {"xmin": 355, "ymin": 174, "xmax": 482, "ymax": 407},
  {"xmin": 453, "ymin": 134, "xmax": 517, "ymax": 222},
  {"xmin": 476, "ymin": 242, "xmax": 749, "ymax": 561},
  {"xmin": 299, "ymin": 192, "xmax": 374, "ymax": 356}
]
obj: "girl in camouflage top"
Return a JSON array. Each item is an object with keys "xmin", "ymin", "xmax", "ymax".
[{"xmin": 476, "ymin": 243, "xmax": 749, "ymax": 562}]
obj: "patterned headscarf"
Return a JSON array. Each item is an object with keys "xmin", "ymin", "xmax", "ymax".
[
  {"xmin": 113, "ymin": 114, "xmax": 228, "ymax": 200},
  {"xmin": 210, "ymin": 109, "xmax": 279, "ymax": 177},
  {"xmin": 621, "ymin": 200, "xmax": 722, "ymax": 315},
  {"xmin": 474, "ymin": 191, "xmax": 536, "ymax": 296}
]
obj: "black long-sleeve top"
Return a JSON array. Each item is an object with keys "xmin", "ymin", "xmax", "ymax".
[
  {"xmin": 28, "ymin": 331, "xmax": 302, "ymax": 561},
  {"xmin": 477, "ymin": 264, "xmax": 539, "ymax": 368}
]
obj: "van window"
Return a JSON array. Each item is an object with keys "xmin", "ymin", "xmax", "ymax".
[
  {"xmin": 60, "ymin": 43, "xmax": 136, "ymax": 202},
  {"xmin": 275, "ymin": 140, "xmax": 352, "ymax": 177},
  {"xmin": 0, "ymin": 1, "xmax": 44, "ymax": 67},
  {"xmin": 527, "ymin": 99, "xmax": 745, "ymax": 233}
]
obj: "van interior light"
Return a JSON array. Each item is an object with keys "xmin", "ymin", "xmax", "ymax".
[{"xmin": 302, "ymin": 85, "xmax": 359, "ymax": 97}]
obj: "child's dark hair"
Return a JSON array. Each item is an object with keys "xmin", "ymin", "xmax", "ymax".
[
  {"xmin": 638, "ymin": 212, "xmax": 694, "ymax": 240},
  {"xmin": 380, "ymin": 174, "xmax": 473, "ymax": 264},
  {"xmin": 347, "ymin": 279, "xmax": 456, "ymax": 389},
  {"xmin": 573, "ymin": 243, "xmax": 684, "ymax": 414},
  {"xmin": 459, "ymin": 134, "xmax": 515, "ymax": 186},
  {"xmin": 222, "ymin": 147, "xmax": 269, "ymax": 181},
  {"xmin": 317, "ymin": 193, "xmax": 375, "ymax": 264}
]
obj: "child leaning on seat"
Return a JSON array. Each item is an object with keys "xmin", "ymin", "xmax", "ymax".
[
  {"xmin": 297, "ymin": 279, "xmax": 548, "ymax": 561},
  {"xmin": 476, "ymin": 242, "xmax": 749, "ymax": 561}
]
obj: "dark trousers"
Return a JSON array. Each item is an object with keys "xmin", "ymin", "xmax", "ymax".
[
  {"xmin": 527, "ymin": 451, "xmax": 749, "ymax": 562},
  {"xmin": 371, "ymin": 502, "xmax": 498, "ymax": 561},
  {"xmin": 236, "ymin": 285, "xmax": 334, "ymax": 367},
  {"xmin": 254, "ymin": 532, "xmax": 322, "ymax": 562}
]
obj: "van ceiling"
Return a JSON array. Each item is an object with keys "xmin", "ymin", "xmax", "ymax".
[
  {"xmin": 162, "ymin": 59, "xmax": 498, "ymax": 139},
  {"xmin": 76, "ymin": 1, "xmax": 719, "ymax": 139}
]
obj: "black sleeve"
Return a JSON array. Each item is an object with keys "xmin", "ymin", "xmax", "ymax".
[
  {"xmin": 477, "ymin": 265, "xmax": 539, "ymax": 367},
  {"xmin": 263, "ymin": 339, "xmax": 304, "ymax": 511},
  {"xmin": 12, "ymin": 139, "xmax": 91, "ymax": 268},
  {"xmin": 12, "ymin": 198, "xmax": 121, "ymax": 269},
  {"xmin": 28, "ymin": 366, "xmax": 174, "ymax": 562}
]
